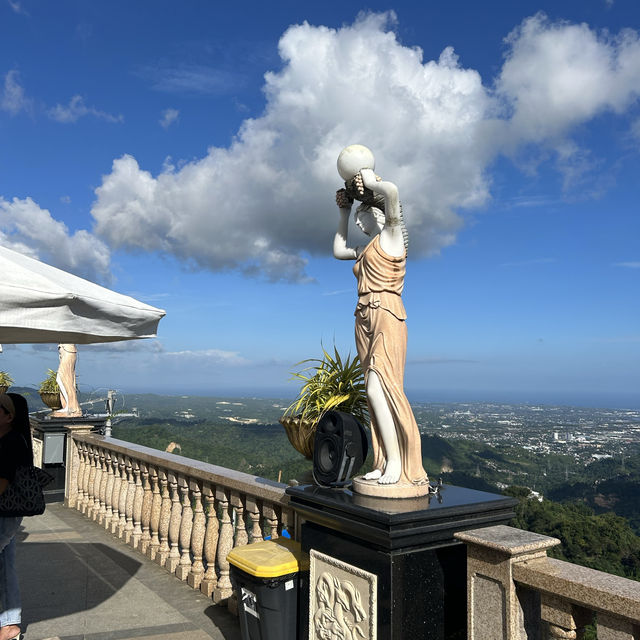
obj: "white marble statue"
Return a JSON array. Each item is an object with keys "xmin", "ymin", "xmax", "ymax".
[
  {"xmin": 51, "ymin": 343, "xmax": 82, "ymax": 417},
  {"xmin": 333, "ymin": 144, "xmax": 429, "ymax": 497}
]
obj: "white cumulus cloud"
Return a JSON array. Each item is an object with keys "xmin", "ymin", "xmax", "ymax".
[
  {"xmin": 497, "ymin": 13, "xmax": 640, "ymax": 142},
  {"xmin": 0, "ymin": 196, "xmax": 112, "ymax": 282},
  {"xmin": 90, "ymin": 12, "xmax": 640, "ymax": 282}
]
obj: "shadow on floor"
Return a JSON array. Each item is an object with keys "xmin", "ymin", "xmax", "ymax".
[{"xmin": 16, "ymin": 540, "xmax": 141, "ymax": 624}]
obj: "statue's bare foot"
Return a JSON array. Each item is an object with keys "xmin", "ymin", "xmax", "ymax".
[
  {"xmin": 363, "ymin": 469, "xmax": 382, "ymax": 481},
  {"xmin": 378, "ymin": 460, "xmax": 401, "ymax": 484}
]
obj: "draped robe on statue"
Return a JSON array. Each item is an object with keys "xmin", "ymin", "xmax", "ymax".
[{"xmin": 353, "ymin": 235, "xmax": 428, "ymax": 485}]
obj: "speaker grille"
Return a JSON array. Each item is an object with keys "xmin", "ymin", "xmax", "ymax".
[{"xmin": 312, "ymin": 410, "xmax": 368, "ymax": 487}]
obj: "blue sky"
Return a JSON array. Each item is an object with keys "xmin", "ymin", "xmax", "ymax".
[{"xmin": 1, "ymin": 0, "xmax": 639, "ymax": 408}]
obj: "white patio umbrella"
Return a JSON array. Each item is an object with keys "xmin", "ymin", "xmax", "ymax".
[{"xmin": 0, "ymin": 245, "xmax": 165, "ymax": 344}]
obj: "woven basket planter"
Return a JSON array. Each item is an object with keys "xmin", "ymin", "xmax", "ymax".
[
  {"xmin": 40, "ymin": 392, "xmax": 62, "ymax": 410},
  {"xmin": 279, "ymin": 415, "xmax": 317, "ymax": 460}
]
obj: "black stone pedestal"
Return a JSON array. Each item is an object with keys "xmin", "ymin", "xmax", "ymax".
[{"xmin": 286, "ymin": 484, "xmax": 518, "ymax": 640}]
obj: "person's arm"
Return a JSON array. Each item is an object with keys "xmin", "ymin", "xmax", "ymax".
[
  {"xmin": 333, "ymin": 189, "xmax": 358, "ymax": 260},
  {"xmin": 0, "ymin": 477, "xmax": 8, "ymax": 495}
]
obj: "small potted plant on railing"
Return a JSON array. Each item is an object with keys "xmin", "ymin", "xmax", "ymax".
[
  {"xmin": 280, "ymin": 346, "xmax": 369, "ymax": 459},
  {"xmin": 39, "ymin": 368, "xmax": 62, "ymax": 410},
  {"xmin": 0, "ymin": 371, "xmax": 13, "ymax": 394}
]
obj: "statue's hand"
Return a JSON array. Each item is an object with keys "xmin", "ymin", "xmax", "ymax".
[
  {"xmin": 358, "ymin": 168, "xmax": 382, "ymax": 190},
  {"xmin": 359, "ymin": 168, "xmax": 376, "ymax": 182},
  {"xmin": 336, "ymin": 188, "xmax": 353, "ymax": 209}
]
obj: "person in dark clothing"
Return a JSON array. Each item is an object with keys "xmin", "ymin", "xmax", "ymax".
[{"xmin": 0, "ymin": 393, "xmax": 32, "ymax": 640}]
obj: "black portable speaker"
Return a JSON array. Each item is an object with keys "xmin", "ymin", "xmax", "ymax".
[{"xmin": 312, "ymin": 410, "xmax": 368, "ymax": 488}]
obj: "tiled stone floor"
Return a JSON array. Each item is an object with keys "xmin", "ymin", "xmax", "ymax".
[{"xmin": 14, "ymin": 502, "xmax": 241, "ymax": 640}]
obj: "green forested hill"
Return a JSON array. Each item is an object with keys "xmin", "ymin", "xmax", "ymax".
[
  {"xmin": 505, "ymin": 487, "xmax": 640, "ymax": 581},
  {"xmin": 548, "ymin": 471, "xmax": 640, "ymax": 535},
  {"xmin": 112, "ymin": 419, "xmax": 315, "ymax": 482}
]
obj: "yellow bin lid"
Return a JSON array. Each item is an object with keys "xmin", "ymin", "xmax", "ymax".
[{"xmin": 227, "ymin": 538, "xmax": 309, "ymax": 578}]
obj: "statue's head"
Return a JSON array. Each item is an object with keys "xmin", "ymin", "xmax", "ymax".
[
  {"xmin": 337, "ymin": 144, "xmax": 375, "ymax": 181},
  {"xmin": 355, "ymin": 204, "xmax": 385, "ymax": 237}
]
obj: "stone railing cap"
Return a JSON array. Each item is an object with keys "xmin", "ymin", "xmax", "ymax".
[
  {"xmin": 72, "ymin": 433, "xmax": 288, "ymax": 505},
  {"xmin": 514, "ymin": 557, "xmax": 640, "ymax": 623},
  {"xmin": 455, "ymin": 524, "xmax": 560, "ymax": 556}
]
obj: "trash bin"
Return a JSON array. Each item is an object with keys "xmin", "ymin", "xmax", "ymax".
[{"xmin": 228, "ymin": 538, "xmax": 309, "ymax": 640}]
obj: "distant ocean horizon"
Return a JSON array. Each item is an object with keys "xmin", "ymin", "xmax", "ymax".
[{"xmin": 116, "ymin": 385, "xmax": 640, "ymax": 411}]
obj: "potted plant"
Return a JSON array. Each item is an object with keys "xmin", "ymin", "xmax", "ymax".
[
  {"xmin": 0, "ymin": 371, "xmax": 13, "ymax": 394},
  {"xmin": 280, "ymin": 346, "xmax": 369, "ymax": 459},
  {"xmin": 39, "ymin": 369, "xmax": 62, "ymax": 410}
]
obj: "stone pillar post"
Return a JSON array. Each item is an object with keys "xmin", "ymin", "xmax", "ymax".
[{"xmin": 454, "ymin": 525, "xmax": 560, "ymax": 640}]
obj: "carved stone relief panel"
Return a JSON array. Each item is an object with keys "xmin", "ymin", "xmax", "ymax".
[{"xmin": 310, "ymin": 549, "xmax": 377, "ymax": 640}]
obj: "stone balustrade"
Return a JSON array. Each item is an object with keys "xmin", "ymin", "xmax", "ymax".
[
  {"xmin": 62, "ymin": 430, "xmax": 640, "ymax": 638},
  {"xmin": 455, "ymin": 525, "xmax": 640, "ymax": 640},
  {"xmin": 66, "ymin": 433, "xmax": 295, "ymax": 604}
]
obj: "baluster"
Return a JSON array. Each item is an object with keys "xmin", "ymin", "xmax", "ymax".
[
  {"xmin": 97, "ymin": 449, "xmax": 109, "ymax": 524},
  {"xmin": 156, "ymin": 469, "xmax": 171, "ymax": 567},
  {"xmin": 140, "ymin": 463, "xmax": 153, "ymax": 555},
  {"xmin": 213, "ymin": 487, "xmax": 233, "ymax": 604},
  {"xmin": 188, "ymin": 479, "xmax": 206, "ymax": 590},
  {"xmin": 81, "ymin": 442, "xmax": 91, "ymax": 514},
  {"xmin": 147, "ymin": 466, "xmax": 161, "ymax": 561},
  {"xmin": 280, "ymin": 507, "xmax": 294, "ymax": 539},
  {"xmin": 117, "ymin": 454, "xmax": 128, "ymax": 538},
  {"xmin": 547, "ymin": 624, "xmax": 576, "ymax": 639},
  {"xmin": 596, "ymin": 612, "xmax": 636, "ymax": 640},
  {"xmin": 200, "ymin": 483, "xmax": 219, "ymax": 598},
  {"xmin": 176, "ymin": 476, "xmax": 194, "ymax": 581},
  {"xmin": 110, "ymin": 452, "xmax": 122, "ymax": 534},
  {"xmin": 103, "ymin": 451, "xmax": 115, "ymax": 530},
  {"xmin": 262, "ymin": 502, "xmax": 279, "ymax": 540},
  {"xmin": 166, "ymin": 471, "xmax": 182, "ymax": 573},
  {"xmin": 131, "ymin": 460, "xmax": 144, "ymax": 549},
  {"xmin": 124, "ymin": 457, "xmax": 135, "ymax": 543},
  {"xmin": 541, "ymin": 593, "xmax": 586, "ymax": 640},
  {"xmin": 246, "ymin": 496, "xmax": 263, "ymax": 544},
  {"xmin": 93, "ymin": 448, "xmax": 104, "ymax": 522},
  {"xmin": 75, "ymin": 441, "xmax": 86, "ymax": 512},
  {"xmin": 85, "ymin": 446, "xmax": 97, "ymax": 519},
  {"xmin": 231, "ymin": 491, "xmax": 248, "ymax": 548}
]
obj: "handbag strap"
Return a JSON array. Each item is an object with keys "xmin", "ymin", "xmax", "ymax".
[{"xmin": 19, "ymin": 432, "xmax": 35, "ymax": 468}]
